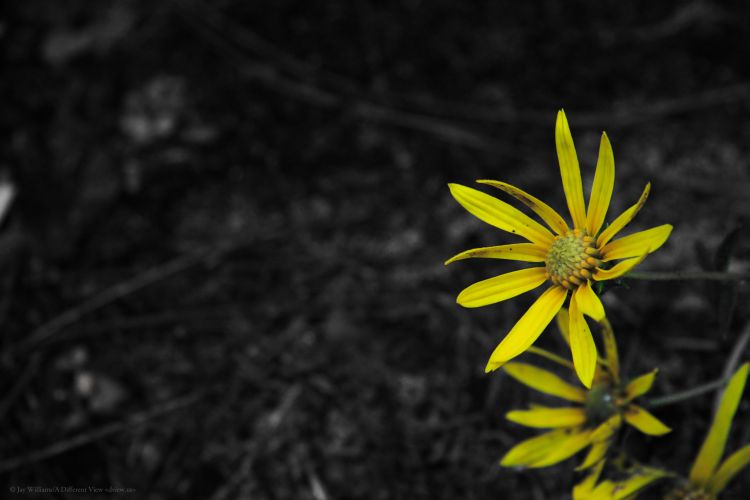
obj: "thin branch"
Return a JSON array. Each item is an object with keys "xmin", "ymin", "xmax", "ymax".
[
  {"xmin": 0, "ymin": 392, "xmax": 203, "ymax": 474},
  {"xmin": 8, "ymin": 246, "xmax": 231, "ymax": 358},
  {"xmin": 0, "ymin": 353, "xmax": 41, "ymax": 420},
  {"xmin": 175, "ymin": 0, "xmax": 750, "ymax": 130},
  {"xmin": 173, "ymin": 3, "xmax": 502, "ymax": 152},
  {"xmin": 626, "ymin": 270, "xmax": 750, "ymax": 282},
  {"xmin": 714, "ymin": 320, "xmax": 750, "ymax": 412},
  {"xmin": 172, "ymin": 0, "xmax": 750, "ymax": 160},
  {"xmin": 647, "ymin": 376, "xmax": 731, "ymax": 408}
]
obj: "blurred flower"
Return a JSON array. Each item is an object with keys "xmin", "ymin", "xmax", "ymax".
[
  {"xmin": 664, "ymin": 362, "xmax": 750, "ymax": 499},
  {"xmin": 500, "ymin": 312, "xmax": 670, "ymax": 470},
  {"xmin": 575, "ymin": 363, "xmax": 750, "ymax": 499},
  {"xmin": 573, "ymin": 460, "xmax": 667, "ymax": 500},
  {"xmin": 447, "ymin": 110, "xmax": 672, "ymax": 387}
]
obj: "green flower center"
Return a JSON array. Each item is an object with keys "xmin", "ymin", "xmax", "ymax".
[
  {"xmin": 545, "ymin": 229, "xmax": 602, "ymax": 290},
  {"xmin": 584, "ymin": 383, "xmax": 617, "ymax": 425}
]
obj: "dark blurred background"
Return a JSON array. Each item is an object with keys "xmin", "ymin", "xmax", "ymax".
[{"xmin": 1, "ymin": 1, "xmax": 750, "ymax": 498}]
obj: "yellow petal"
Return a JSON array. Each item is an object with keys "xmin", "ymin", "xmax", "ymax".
[
  {"xmin": 445, "ymin": 243, "xmax": 547, "ymax": 265},
  {"xmin": 591, "ymin": 414, "xmax": 623, "ymax": 443},
  {"xmin": 625, "ymin": 369, "xmax": 658, "ymax": 401},
  {"xmin": 477, "ymin": 180, "xmax": 569, "ymax": 235},
  {"xmin": 578, "ymin": 415, "xmax": 620, "ymax": 472},
  {"xmin": 556, "ymin": 308, "xmax": 571, "ymax": 346},
  {"xmin": 586, "ymin": 132, "xmax": 615, "ymax": 236},
  {"xmin": 573, "ymin": 462, "xmax": 605, "ymax": 500},
  {"xmin": 448, "ymin": 183, "xmax": 554, "ymax": 246},
  {"xmin": 689, "ymin": 362, "xmax": 750, "ymax": 486},
  {"xmin": 569, "ymin": 293, "xmax": 597, "ymax": 389},
  {"xmin": 555, "ymin": 109, "xmax": 587, "ymax": 229},
  {"xmin": 502, "ymin": 362, "xmax": 586, "ymax": 402},
  {"xmin": 457, "ymin": 267, "xmax": 547, "ymax": 308},
  {"xmin": 600, "ymin": 224, "xmax": 673, "ymax": 262},
  {"xmin": 500, "ymin": 429, "xmax": 570, "ymax": 467},
  {"xmin": 707, "ymin": 444, "xmax": 750, "ymax": 494},
  {"xmin": 624, "ymin": 405, "xmax": 671, "ymax": 436},
  {"xmin": 530, "ymin": 429, "xmax": 593, "ymax": 468},
  {"xmin": 506, "ymin": 406, "xmax": 587, "ymax": 428},
  {"xmin": 577, "ymin": 440, "xmax": 610, "ymax": 471},
  {"xmin": 609, "ymin": 468, "xmax": 669, "ymax": 499},
  {"xmin": 593, "ymin": 252, "xmax": 647, "ymax": 282},
  {"xmin": 596, "ymin": 183, "xmax": 650, "ymax": 247},
  {"xmin": 588, "ymin": 482, "xmax": 617, "ymax": 500},
  {"xmin": 485, "ymin": 286, "xmax": 567, "ymax": 371},
  {"xmin": 575, "ymin": 280, "xmax": 605, "ymax": 321}
]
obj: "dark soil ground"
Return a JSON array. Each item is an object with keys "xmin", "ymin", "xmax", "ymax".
[{"xmin": 2, "ymin": 1, "xmax": 750, "ymax": 499}]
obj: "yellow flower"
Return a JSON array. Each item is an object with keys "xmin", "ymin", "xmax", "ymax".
[
  {"xmin": 500, "ymin": 312, "xmax": 670, "ymax": 470},
  {"xmin": 664, "ymin": 363, "xmax": 750, "ymax": 499},
  {"xmin": 575, "ymin": 363, "xmax": 750, "ymax": 500},
  {"xmin": 573, "ymin": 460, "xmax": 667, "ymax": 500},
  {"xmin": 447, "ymin": 110, "xmax": 672, "ymax": 387}
]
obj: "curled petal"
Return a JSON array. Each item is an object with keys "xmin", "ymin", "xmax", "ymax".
[
  {"xmin": 478, "ymin": 179, "xmax": 569, "ymax": 235},
  {"xmin": 448, "ymin": 183, "xmax": 554, "ymax": 246},
  {"xmin": 597, "ymin": 183, "xmax": 651, "ymax": 247},
  {"xmin": 445, "ymin": 243, "xmax": 547, "ymax": 265}
]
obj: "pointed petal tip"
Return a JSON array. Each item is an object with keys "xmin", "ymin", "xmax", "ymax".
[
  {"xmin": 447, "ymin": 182, "xmax": 461, "ymax": 193},
  {"xmin": 486, "ymin": 357, "xmax": 504, "ymax": 373}
]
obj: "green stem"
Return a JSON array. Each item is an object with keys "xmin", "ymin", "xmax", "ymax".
[
  {"xmin": 526, "ymin": 346, "xmax": 574, "ymax": 369},
  {"xmin": 625, "ymin": 270, "xmax": 750, "ymax": 282},
  {"xmin": 647, "ymin": 377, "xmax": 731, "ymax": 408}
]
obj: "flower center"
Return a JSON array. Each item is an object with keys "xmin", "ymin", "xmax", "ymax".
[
  {"xmin": 545, "ymin": 229, "xmax": 602, "ymax": 290},
  {"xmin": 584, "ymin": 383, "xmax": 618, "ymax": 425}
]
